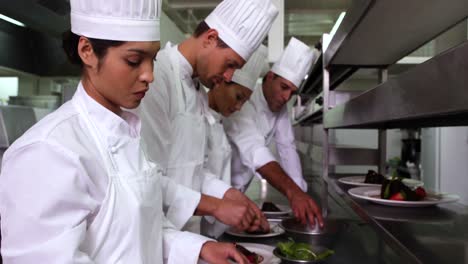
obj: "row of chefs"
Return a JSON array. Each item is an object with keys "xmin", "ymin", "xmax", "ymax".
[{"xmin": 0, "ymin": 0, "xmax": 324, "ymax": 263}]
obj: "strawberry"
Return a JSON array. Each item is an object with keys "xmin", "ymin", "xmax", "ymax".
[
  {"xmin": 415, "ymin": 187, "xmax": 426, "ymax": 199},
  {"xmin": 390, "ymin": 191, "xmax": 406, "ymax": 201}
]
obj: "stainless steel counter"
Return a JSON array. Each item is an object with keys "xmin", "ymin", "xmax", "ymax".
[
  {"xmin": 219, "ymin": 177, "xmax": 415, "ymax": 264},
  {"xmin": 328, "ymin": 174, "xmax": 468, "ymax": 264}
]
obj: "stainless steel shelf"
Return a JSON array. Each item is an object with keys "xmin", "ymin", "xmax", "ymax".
[
  {"xmin": 294, "ymin": 108, "xmax": 323, "ymax": 126},
  {"xmin": 324, "ymin": 0, "xmax": 468, "ymax": 67},
  {"xmin": 324, "ymin": 41, "xmax": 468, "ymax": 129},
  {"xmin": 295, "ymin": 140, "xmax": 379, "ymax": 167},
  {"xmin": 299, "ymin": 53, "xmax": 357, "ymax": 98}
]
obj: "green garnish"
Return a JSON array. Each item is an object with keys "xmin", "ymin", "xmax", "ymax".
[{"xmin": 276, "ymin": 238, "xmax": 334, "ymax": 261}]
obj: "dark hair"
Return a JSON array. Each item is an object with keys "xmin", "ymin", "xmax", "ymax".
[
  {"xmin": 193, "ymin": 21, "xmax": 229, "ymax": 48},
  {"xmin": 62, "ymin": 30, "xmax": 124, "ymax": 67}
]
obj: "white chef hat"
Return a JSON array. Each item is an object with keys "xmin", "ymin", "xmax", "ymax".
[
  {"xmin": 271, "ymin": 37, "xmax": 315, "ymax": 88},
  {"xmin": 70, "ymin": 0, "xmax": 161, "ymax": 41},
  {"xmin": 231, "ymin": 45, "xmax": 268, "ymax": 91},
  {"xmin": 205, "ymin": 0, "xmax": 278, "ymax": 61}
]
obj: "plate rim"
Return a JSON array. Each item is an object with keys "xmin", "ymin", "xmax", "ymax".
[
  {"xmin": 231, "ymin": 243, "xmax": 280, "ymax": 264},
  {"xmin": 261, "ymin": 203, "xmax": 292, "ymax": 215},
  {"xmin": 225, "ymin": 222, "xmax": 285, "ymax": 238},
  {"xmin": 272, "ymin": 246, "xmax": 332, "ymax": 263},
  {"xmin": 338, "ymin": 176, "xmax": 380, "ymax": 187},
  {"xmin": 348, "ymin": 186, "xmax": 459, "ymax": 207},
  {"xmin": 338, "ymin": 176, "xmax": 424, "ymax": 188}
]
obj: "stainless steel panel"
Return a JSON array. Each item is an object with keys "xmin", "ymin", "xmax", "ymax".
[
  {"xmin": 0, "ymin": 105, "xmax": 37, "ymax": 148},
  {"xmin": 325, "ymin": 0, "xmax": 468, "ymax": 66},
  {"xmin": 331, "ymin": 174, "xmax": 468, "ymax": 264},
  {"xmin": 324, "ymin": 41, "xmax": 468, "ymax": 129},
  {"xmin": 329, "ymin": 147, "xmax": 379, "ymax": 166}
]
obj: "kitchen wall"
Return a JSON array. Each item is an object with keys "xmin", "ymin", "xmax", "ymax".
[
  {"xmin": 12, "ymin": 11, "xmax": 182, "ymax": 100},
  {"xmin": 2, "ymin": 12, "xmax": 179, "ymax": 110}
]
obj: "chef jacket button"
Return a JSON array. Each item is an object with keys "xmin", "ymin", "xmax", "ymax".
[{"xmin": 110, "ymin": 146, "xmax": 118, "ymax": 154}]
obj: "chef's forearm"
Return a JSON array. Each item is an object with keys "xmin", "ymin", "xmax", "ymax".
[
  {"xmin": 194, "ymin": 194, "xmax": 221, "ymax": 216},
  {"xmin": 257, "ymin": 161, "xmax": 303, "ymax": 199}
]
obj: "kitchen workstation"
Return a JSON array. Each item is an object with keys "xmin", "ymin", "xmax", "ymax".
[{"xmin": 0, "ymin": 0, "xmax": 467, "ymax": 263}]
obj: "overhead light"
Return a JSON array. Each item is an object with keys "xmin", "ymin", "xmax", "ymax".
[
  {"xmin": 0, "ymin": 14, "xmax": 26, "ymax": 27},
  {"xmin": 329, "ymin": 12, "xmax": 346, "ymax": 37}
]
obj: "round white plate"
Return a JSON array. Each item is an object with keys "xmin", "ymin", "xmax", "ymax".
[
  {"xmin": 262, "ymin": 203, "xmax": 292, "ymax": 216},
  {"xmin": 348, "ymin": 186, "xmax": 459, "ymax": 207},
  {"xmin": 225, "ymin": 222, "xmax": 285, "ymax": 238},
  {"xmin": 338, "ymin": 176, "xmax": 381, "ymax": 187},
  {"xmin": 200, "ymin": 243, "xmax": 280, "ymax": 264},
  {"xmin": 231, "ymin": 243, "xmax": 280, "ymax": 264},
  {"xmin": 338, "ymin": 176, "xmax": 424, "ymax": 188}
]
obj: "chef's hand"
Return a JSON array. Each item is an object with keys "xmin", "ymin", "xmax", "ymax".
[
  {"xmin": 212, "ymin": 196, "xmax": 256, "ymax": 230},
  {"xmin": 223, "ymin": 188, "xmax": 270, "ymax": 233},
  {"xmin": 200, "ymin": 241, "xmax": 249, "ymax": 264},
  {"xmin": 288, "ymin": 191, "xmax": 324, "ymax": 228}
]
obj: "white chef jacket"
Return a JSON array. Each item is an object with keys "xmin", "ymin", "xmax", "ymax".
[
  {"xmin": 204, "ymin": 108, "xmax": 232, "ymax": 184},
  {"xmin": 0, "ymin": 83, "xmax": 210, "ymax": 263},
  {"xmin": 140, "ymin": 44, "xmax": 231, "ymax": 200},
  {"xmin": 224, "ymin": 84, "xmax": 307, "ymax": 192},
  {"xmin": 200, "ymin": 108, "xmax": 232, "ymax": 238}
]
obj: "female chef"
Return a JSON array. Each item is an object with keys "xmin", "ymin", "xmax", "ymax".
[
  {"xmin": 0, "ymin": 0, "xmax": 248, "ymax": 263},
  {"xmin": 202, "ymin": 45, "xmax": 269, "ymax": 238}
]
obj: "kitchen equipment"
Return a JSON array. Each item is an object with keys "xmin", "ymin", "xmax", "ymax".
[
  {"xmin": 0, "ymin": 105, "xmax": 36, "ymax": 148},
  {"xmin": 273, "ymin": 245, "xmax": 331, "ymax": 264},
  {"xmin": 9, "ymin": 95, "xmax": 60, "ymax": 109},
  {"xmin": 398, "ymin": 129, "xmax": 421, "ymax": 179},
  {"xmin": 280, "ymin": 218, "xmax": 347, "ymax": 247},
  {"xmin": 0, "ymin": 105, "xmax": 37, "ymax": 171}
]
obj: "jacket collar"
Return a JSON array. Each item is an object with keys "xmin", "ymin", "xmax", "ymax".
[
  {"xmin": 174, "ymin": 45, "xmax": 194, "ymax": 81},
  {"xmin": 255, "ymin": 83, "xmax": 272, "ymax": 113},
  {"xmin": 74, "ymin": 82, "xmax": 141, "ymax": 140},
  {"xmin": 208, "ymin": 106, "xmax": 223, "ymax": 123}
]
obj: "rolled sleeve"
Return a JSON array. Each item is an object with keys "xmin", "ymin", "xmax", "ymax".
[
  {"xmin": 252, "ymin": 146, "xmax": 276, "ymax": 170},
  {"xmin": 224, "ymin": 104, "xmax": 273, "ymax": 172},
  {"xmin": 274, "ymin": 108, "xmax": 307, "ymax": 192},
  {"xmin": 163, "ymin": 218, "xmax": 213, "ymax": 264},
  {"xmin": 202, "ymin": 171, "xmax": 231, "ymax": 199},
  {"xmin": 161, "ymin": 176, "xmax": 202, "ymax": 230}
]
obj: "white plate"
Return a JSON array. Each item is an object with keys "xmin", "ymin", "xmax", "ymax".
[
  {"xmin": 338, "ymin": 176, "xmax": 381, "ymax": 187},
  {"xmin": 348, "ymin": 186, "xmax": 459, "ymax": 207},
  {"xmin": 338, "ymin": 176, "xmax": 424, "ymax": 188},
  {"xmin": 262, "ymin": 203, "xmax": 292, "ymax": 216},
  {"xmin": 200, "ymin": 243, "xmax": 280, "ymax": 264},
  {"xmin": 232, "ymin": 243, "xmax": 280, "ymax": 264},
  {"xmin": 225, "ymin": 222, "xmax": 285, "ymax": 238}
]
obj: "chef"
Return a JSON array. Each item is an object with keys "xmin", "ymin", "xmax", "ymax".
[
  {"xmin": 202, "ymin": 45, "xmax": 269, "ymax": 238},
  {"xmin": 224, "ymin": 37, "xmax": 325, "ymax": 227},
  {"xmin": 0, "ymin": 0, "xmax": 249, "ymax": 263},
  {"xmin": 139, "ymin": 0, "xmax": 278, "ymax": 234}
]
